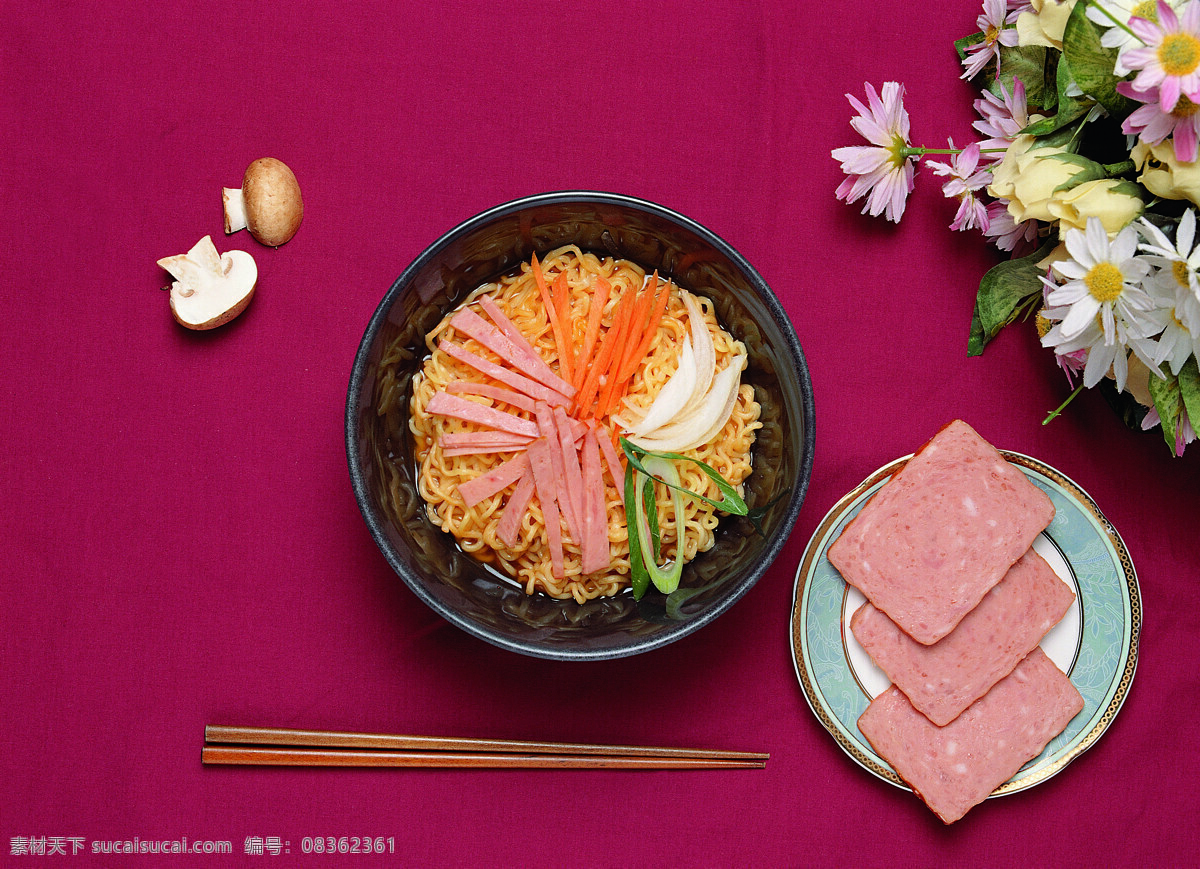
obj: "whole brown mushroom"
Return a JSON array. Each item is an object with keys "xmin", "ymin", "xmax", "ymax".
[{"xmin": 222, "ymin": 157, "xmax": 303, "ymax": 247}]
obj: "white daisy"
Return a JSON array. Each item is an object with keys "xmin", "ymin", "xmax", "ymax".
[
  {"xmin": 1043, "ymin": 218, "xmax": 1155, "ymax": 344},
  {"xmin": 1041, "ymin": 306, "xmax": 1161, "ymax": 391},
  {"xmin": 1138, "ymin": 208, "xmax": 1200, "ymax": 331},
  {"xmin": 1146, "ymin": 278, "xmax": 1200, "ymax": 371}
]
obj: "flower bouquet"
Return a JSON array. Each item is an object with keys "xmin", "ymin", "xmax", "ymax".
[{"xmin": 833, "ymin": 0, "xmax": 1200, "ymax": 455}]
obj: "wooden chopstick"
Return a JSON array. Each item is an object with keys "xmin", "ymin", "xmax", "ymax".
[
  {"xmin": 201, "ymin": 746, "xmax": 764, "ymax": 769},
  {"xmin": 203, "ymin": 725, "xmax": 768, "ymax": 769}
]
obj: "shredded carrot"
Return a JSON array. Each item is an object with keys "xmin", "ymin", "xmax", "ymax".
[
  {"xmin": 617, "ymin": 272, "xmax": 672, "ymax": 383},
  {"xmin": 597, "ymin": 274, "xmax": 673, "ymax": 418},
  {"xmin": 531, "ymin": 254, "xmax": 574, "ymax": 386},
  {"xmin": 552, "ymin": 271, "xmax": 570, "ymax": 323},
  {"xmin": 576, "ymin": 287, "xmax": 634, "ymax": 417},
  {"xmin": 613, "ymin": 272, "xmax": 657, "ymax": 382},
  {"xmin": 595, "ymin": 365, "xmax": 621, "ymax": 420},
  {"xmin": 595, "ymin": 317, "xmax": 631, "ymax": 420},
  {"xmin": 574, "ymin": 276, "xmax": 610, "ymax": 388}
]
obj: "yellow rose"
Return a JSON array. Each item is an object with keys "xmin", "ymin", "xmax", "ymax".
[
  {"xmin": 987, "ymin": 135, "xmax": 1036, "ymax": 200},
  {"xmin": 1017, "ymin": 0, "xmax": 1077, "ymax": 49},
  {"xmin": 1132, "ymin": 140, "xmax": 1200, "ymax": 206},
  {"xmin": 1048, "ymin": 179, "xmax": 1144, "ymax": 236},
  {"xmin": 988, "ymin": 140, "xmax": 1082, "ymax": 224}
]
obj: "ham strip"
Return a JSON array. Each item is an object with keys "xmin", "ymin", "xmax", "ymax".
[
  {"xmin": 593, "ymin": 421, "xmax": 625, "ymax": 489},
  {"xmin": 579, "ymin": 429, "xmax": 610, "ymax": 574},
  {"xmin": 497, "ymin": 471, "xmax": 535, "ymax": 548},
  {"xmin": 439, "ymin": 340, "xmax": 570, "ymax": 408},
  {"xmin": 426, "ymin": 391, "xmax": 539, "ymax": 438},
  {"xmin": 440, "ymin": 431, "xmax": 533, "ymax": 450},
  {"xmin": 476, "ymin": 295, "xmax": 576, "ymax": 398},
  {"xmin": 456, "ymin": 452, "xmax": 531, "ymax": 508},
  {"xmin": 533, "ymin": 403, "xmax": 581, "ymax": 544},
  {"xmin": 553, "ymin": 406, "xmax": 586, "ymax": 539},
  {"xmin": 851, "ymin": 548, "xmax": 1076, "ymax": 725},
  {"xmin": 450, "ymin": 307, "xmax": 538, "ymax": 370},
  {"xmin": 857, "ymin": 648, "xmax": 1083, "ymax": 824},
  {"xmin": 526, "ymin": 437, "xmax": 565, "ymax": 580},
  {"xmin": 828, "ymin": 420, "xmax": 1055, "ymax": 644},
  {"xmin": 568, "ymin": 417, "xmax": 589, "ymax": 444},
  {"xmin": 445, "ymin": 380, "xmax": 536, "ymax": 413}
]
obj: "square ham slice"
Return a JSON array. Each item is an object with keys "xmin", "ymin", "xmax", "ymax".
[
  {"xmin": 851, "ymin": 548, "xmax": 1076, "ymax": 725},
  {"xmin": 857, "ymin": 647, "xmax": 1083, "ymax": 824},
  {"xmin": 828, "ymin": 420, "xmax": 1055, "ymax": 645}
]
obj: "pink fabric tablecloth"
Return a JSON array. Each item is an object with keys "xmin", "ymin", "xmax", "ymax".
[{"xmin": 4, "ymin": 1, "xmax": 1198, "ymax": 865}]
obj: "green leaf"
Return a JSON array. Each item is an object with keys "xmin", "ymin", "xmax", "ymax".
[
  {"xmin": 954, "ymin": 31, "xmax": 985, "ymax": 61},
  {"xmin": 996, "ymin": 43, "xmax": 1055, "ymax": 113},
  {"xmin": 1024, "ymin": 49, "xmax": 1093, "ymax": 137},
  {"xmin": 1031, "ymin": 120, "xmax": 1088, "ymax": 151},
  {"xmin": 1023, "ymin": 104, "xmax": 1091, "ymax": 138},
  {"xmin": 1148, "ymin": 367, "xmax": 1184, "ymax": 454},
  {"xmin": 968, "ymin": 238, "xmax": 1056, "ymax": 356},
  {"xmin": 1044, "ymin": 151, "xmax": 1111, "ymax": 192},
  {"xmin": 1178, "ymin": 355, "xmax": 1200, "ymax": 432},
  {"xmin": 1061, "ymin": 0, "xmax": 1133, "ymax": 118}
]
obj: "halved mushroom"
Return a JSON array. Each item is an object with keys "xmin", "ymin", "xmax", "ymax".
[
  {"xmin": 159, "ymin": 235, "xmax": 258, "ymax": 330},
  {"xmin": 222, "ymin": 157, "xmax": 303, "ymax": 247}
]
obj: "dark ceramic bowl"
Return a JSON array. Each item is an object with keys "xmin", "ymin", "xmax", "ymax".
[{"xmin": 346, "ymin": 191, "xmax": 814, "ymax": 660}]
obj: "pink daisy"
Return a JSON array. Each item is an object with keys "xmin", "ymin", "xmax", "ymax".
[
  {"xmin": 1117, "ymin": 79, "xmax": 1200, "ymax": 161},
  {"xmin": 962, "ymin": 0, "xmax": 1021, "ymax": 80},
  {"xmin": 1122, "ymin": 0, "xmax": 1200, "ymax": 112},
  {"xmin": 832, "ymin": 82, "xmax": 916, "ymax": 223},
  {"xmin": 973, "ymin": 77, "xmax": 1035, "ymax": 162},
  {"xmin": 983, "ymin": 200, "xmax": 1040, "ymax": 253},
  {"xmin": 1140, "ymin": 404, "xmax": 1197, "ymax": 455},
  {"xmin": 927, "ymin": 142, "xmax": 992, "ymax": 231}
]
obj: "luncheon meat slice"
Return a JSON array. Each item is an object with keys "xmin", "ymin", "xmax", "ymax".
[
  {"xmin": 828, "ymin": 420, "xmax": 1055, "ymax": 645},
  {"xmin": 857, "ymin": 647, "xmax": 1083, "ymax": 824},
  {"xmin": 851, "ymin": 549, "xmax": 1076, "ymax": 725}
]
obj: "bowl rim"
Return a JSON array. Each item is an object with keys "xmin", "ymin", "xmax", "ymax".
[{"xmin": 346, "ymin": 190, "xmax": 815, "ymax": 660}]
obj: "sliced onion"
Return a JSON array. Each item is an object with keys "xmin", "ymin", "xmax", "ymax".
[
  {"xmin": 680, "ymin": 290, "xmax": 714, "ymax": 407},
  {"xmin": 629, "ymin": 335, "xmax": 695, "ymax": 435},
  {"xmin": 628, "ymin": 353, "xmax": 745, "ymax": 453},
  {"xmin": 617, "ymin": 289, "xmax": 721, "ymax": 438}
]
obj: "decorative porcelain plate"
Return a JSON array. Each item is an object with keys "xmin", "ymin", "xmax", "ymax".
[{"xmin": 790, "ymin": 451, "xmax": 1140, "ymax": 796}]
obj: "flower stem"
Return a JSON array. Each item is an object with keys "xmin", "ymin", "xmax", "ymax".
[
  {"xmin": 900, "ymin": 146, "xmax": 1006, "ymax": 159},
  {"xmin": 1087, "ymin": 1, "xmax": 1143, "ymax": 43},
  {"xmin": 1103, "ymin": 159, "xmax": 1135, "ymax": 176},
  {"xmin": 1043, "ymin": 385, "xmax": 1084, "ymax": 425}
]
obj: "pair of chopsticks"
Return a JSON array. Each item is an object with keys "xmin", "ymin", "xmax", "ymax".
[{"xmin": 203, "ymin": 725, "xmax": 768, "ymax": 770}]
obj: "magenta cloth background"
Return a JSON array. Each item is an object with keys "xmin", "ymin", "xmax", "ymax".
[{"xmin": 4, "ymin": 1, "xmax": 1199, "ymax": 865}]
